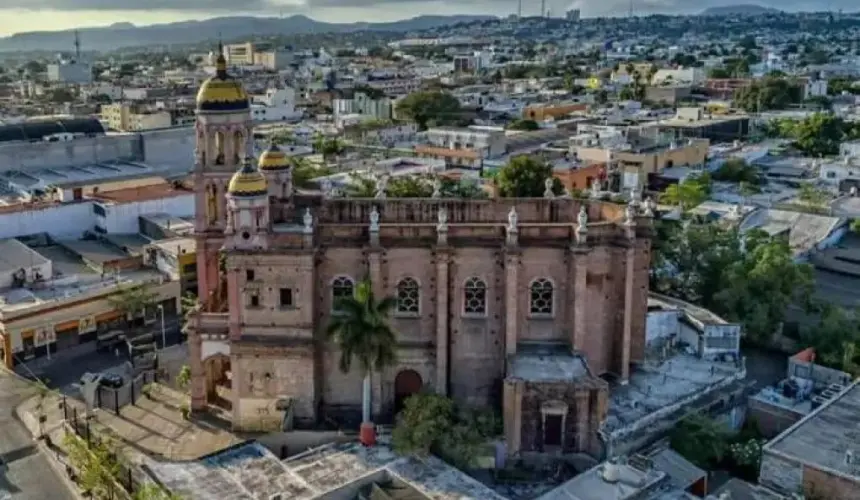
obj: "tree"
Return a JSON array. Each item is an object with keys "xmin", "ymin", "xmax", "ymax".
[
  {"xmin": 343, "ymin": 173, "xmax": 377, "ymax": 197},
  {"xmin": 386, "ymin": 175, "xmax": 433, "ymax": 198},
  {"xmin": 798, "ymin": 182, "xmax": 830, "ymax": 207},
  {"xmin": 801, "ymin": 305, "xmax": 860, "ymax": 377},
  {"xmin": 792, "ymin": 113, "xmax": 844, "ymax": 157},
  {"xmin": 671, "ymin": 413, "xmax": 730, "ymax": 468},
  {"xmin": 734, "ymin": 76, "xmax": 802, "ymax": 112},
  {"xmin": 496, "ymin": 156, "xmax": 563, "ymax": 197},
  {"xmin": 660, "ymin": 179, "xmax": 707, "ymax": 211},
  {"xmin": 291, "ymin": 157, "xmax": 332, "ymax": 189},
  {"xmin": 713, "ymin": 230, "xmax": 814, "ymax": 343},
  {"xmin": 326, "ymin": 279, "xmax": 397, "ymax": 426},
  {"xmin": 507, "ymin": 119, "xmax": 540, "ymax": 131},
  {"xmin": 712, "ymin": 158, "xmax": 761, "ymax": 184},
  {"xmin": 392, "ymin": 393, "xmax": 498, "ymax": 469},
  {"xmin": 395, "ymin": 91, "xmax": 462, "ymax": 131},
  {"xmin": 108, "ymin": 284, "xmax": 158, "ymax": 327},
  {"xmin": 49, "ymin": 88, "xmax": 75, "ymax": 103},
  {"xmin": 312, "ymin": 134, "xmax": 344, "ymax": 160},
  {"xmin": 63, "ymin": 433, "xmax": 121, "ymax": 499},
  {"xmin": 176, "ymin": 365, "xmax": 191, "ymax": 391}
]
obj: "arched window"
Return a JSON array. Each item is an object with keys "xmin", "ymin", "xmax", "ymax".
[
  {"xmin": 530, "ymin": 278, "xmax": 554, "ymax": 316},
  {"xmin": 233, "ymin": 131, "xmax": 243, "ymax": 163},
  {"xmin": 396, "ymin": 277, "xmax": 420, "ymax": 315},
  {"xmin": 463, "ymin": 277, "xmax": 487, "ymax": 315},
  {"xmin": 215, "ymin": 131, "xmax": 225, "ymax": 165},
  {"xmin": 331, "ymin": 276, "xmax": 354, "ymax": 311}
]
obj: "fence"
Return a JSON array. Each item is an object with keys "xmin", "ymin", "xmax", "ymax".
[
  {"xmin": 62, "ymin": 399, "xmax": 151, "ymax": 499},
  {"xmin": 95, "ymin": 370, "xmax": 158, "ymax": 415}
]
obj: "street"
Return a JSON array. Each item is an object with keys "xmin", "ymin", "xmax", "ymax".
[
  {"xmin": 0, "ymin": 371, "xmax": 75, "ymax": 500},
  {"xmin": 14, "ymin": 320, "xmax": 183, "ymax": 396}
]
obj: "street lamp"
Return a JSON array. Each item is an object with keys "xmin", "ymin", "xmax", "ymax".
[{"xmin": 157, "ymin": 304, "xmax": 166, "ymax": 349}]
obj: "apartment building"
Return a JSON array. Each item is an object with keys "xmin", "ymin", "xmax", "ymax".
[
  {"xmin": 415, "ymin": 126, "xmax": 506, "ymax": 168},
  {"xmin": 101, "ymin": 103, "xmax": 172, "ymax": 132}
]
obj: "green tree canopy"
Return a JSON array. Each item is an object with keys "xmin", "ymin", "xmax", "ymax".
[
  {"xmin": 496, "ymin": 156, "xmax": 563, "ymax": 197},
  {"xmin": 712, "ymin": 158, "xmax": 762, "ymax": 184},
  {"xmin": 734, "ymin": 76, "xmax": 802, "ymax": 112},
  {"xmin": 659, "ymin": 176, "xmax": 709, "ymax": 211},
  {"xmin": 801, "ymin": 304, "xmax": 860, "ymax": 377},
  {"xmin": 108, "ymin": 284, "xmax": 158, "ymax": 326},
  {"xmin": 507, "ymin": 119, "xmax": 540, "ymax": 131},
  {"xmin": 653, "ymin": 222, "xmax": 813, "ymax": 344},
  {"xmin": 395, "ymin": 91, "xmax": 463, "ymax": 131}
]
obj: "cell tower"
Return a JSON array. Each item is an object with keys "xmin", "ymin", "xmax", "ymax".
[{"xmin": 74, "ymin": 30, "xmax": 81, "ymax": 60}]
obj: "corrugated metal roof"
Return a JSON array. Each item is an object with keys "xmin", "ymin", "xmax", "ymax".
[{"xmin": 0, "ymin": 117, "xmax": 105, "ymax": 143}]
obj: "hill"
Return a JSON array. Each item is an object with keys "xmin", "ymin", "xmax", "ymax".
[
  {"xmin": 0, "ymin": 14, "xmax": 495, "ymax": 53},
  {"xmin": 700, "ymin": 4, "xmax": 781, "ymax": 16}
]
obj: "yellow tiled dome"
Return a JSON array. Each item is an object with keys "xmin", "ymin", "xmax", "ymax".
[
  {"xmin": 227, "ymin": 161, "xmax": 268, "ymax": 197},
  {"xmin": 196, "ymin": 48, "xmax": 249, "ymax": 112},
  {"xmin": 258, "ymin": 143, "xmax": 291, "ymax": 171}
]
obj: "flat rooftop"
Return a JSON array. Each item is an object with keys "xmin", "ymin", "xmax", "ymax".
[
  {"xmin": 0, "ymin": 161, "xmax": 165, "ymax": 189},
  {"xmin": 0, "ymin": 238, "xmax": 49, "ymax": 274},
  {"xmin": 604, "ymin": 351, "xmax": 744, "ymax": 433},
  {"xmin": 767, "ymin": 380, "xmax": 860, "ymax": 480},
  {"xmin": 509, "ymin": 343, "xmax": 592, "ymax": 382},
  {"xmin": 537, "ymin": 461, "xmax": 666, "ymax": 500},
  {"xmin": 146, "ymin": 441, "xmax": 507, "ymax": 500}
]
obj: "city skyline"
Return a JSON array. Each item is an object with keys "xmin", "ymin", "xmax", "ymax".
[{"xmin": 1, "ymin": 1, "xmax": 858, "ymax": 38}]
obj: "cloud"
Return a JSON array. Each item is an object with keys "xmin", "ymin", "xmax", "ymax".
[{"xmin": 4, "ymin": 0, "xmax": 279, "ymax": 10}]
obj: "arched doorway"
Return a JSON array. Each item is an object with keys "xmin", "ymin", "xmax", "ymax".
[
  {"xmin": 203, "ymin": 354, "xmax": 231, "ymax": 410},
  {"xmin": 394, "ymin": 369, "xmax": 423, "ymax": 414}
]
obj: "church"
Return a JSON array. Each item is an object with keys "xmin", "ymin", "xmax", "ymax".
[{"xmin": 186, "ymin": 49, "xmax": 654, "ymax": 458}]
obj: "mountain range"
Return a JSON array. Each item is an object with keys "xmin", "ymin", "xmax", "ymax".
[
  {"xmin": 700, "ymin": 4, "xmax": 782, "ymax": 16},
  {"xmin": 0, "ymin": 14, "xmax": 495, "ymax": 53}
]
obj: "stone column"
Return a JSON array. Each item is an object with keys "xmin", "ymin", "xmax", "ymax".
[
  {"xmin": 572, "ymin": 248, "xmax": 589, "ymax": 352},
  {"xmin": 228, "ymin": 268, "xmax": 241, "ymax": 342},
  {"xmin": 435, "ymin": 249, "xmax": 450, "ymax": 395},
  {"xmin": 575, "ymin": 391, "xmax": 590, "ymax": 452},
  {"xmin": 503, "ymin": 379, "xmax": 523, "ymax": 455},
  {"xmin": 621, "ymin": 226, "xmax": 636, "ymax": 384},
  {"xmin": 504, "ymin": 249, "xmax": 520, "ymax": 357},
  {"xmin": 190, "ymin": 332, "xmax": 207, "ymax": 411},
  {"xmin": 367, "ymin": 250, "xmax": 383, "ymax": 297},
  {"xmin": 196, "ymin": 238, "xmax": 209, "ymax": 300}
]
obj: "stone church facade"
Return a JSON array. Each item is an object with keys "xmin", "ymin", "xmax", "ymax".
[{"xmin": 187, "ymin": 53, "xmax": 653, "ymax": 457}]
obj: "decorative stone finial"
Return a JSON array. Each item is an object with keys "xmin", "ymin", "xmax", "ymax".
[
  {"xmin": 577, "ymin": 206, "xmax": 588, "ymax": 233},
  {"xmin": 544, "ymin": 178, "xmax": 555, "ymax": 199},
  {"xmin": 437, "ymin": 207, "xmax": 448, "ymax": 231},
  {"xmin": 507, "ymin": 206, "xmax": 518, "ymax": 232},
  {"xmin": 590, "ymin": 178, "xmax": 601, "ymax": 199},
  {"xmin": 321, "ymin": 179, "xmax": 333, "ymax": 199},
  {"xmin": 369, "ymin": 206, "xmax": 380, "ymax": 232},
  {"xmin": 302, "ymin": 208, "xmax": 313, "ymax": 234},
  {"xmin": 374, "ymin": 176, "xmax": 387, "ymax": 199},
  {"xmin": 643, "ymin": 197, "xmax": 655, "ymax": 217},
  {"xmin": 432, "ymin": 178, "xmax": 442, "ymax": 198},
  {"xmin": 625, "ymin": 203, "xmax": 636, "ymax": 227},
  {"xmin": 629, "ymin": 187, "xmax": 642, "ymax": 207}
]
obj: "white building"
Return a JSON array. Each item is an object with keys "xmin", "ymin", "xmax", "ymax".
[
  {"xmin": 250, "ymin": 87, "xmax": 303, "ymax": 123},
  {"xmin": 47, "ymin": 61, "xmax": 92, "ymax": 85}
]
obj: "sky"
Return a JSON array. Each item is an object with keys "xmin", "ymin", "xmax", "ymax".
[{"xmin": 0, "ymin": 1, "xmax": 857, "ymax": 37}]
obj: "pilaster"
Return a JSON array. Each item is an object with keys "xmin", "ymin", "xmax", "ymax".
[
  {"xmin": 503, "ymin": 379, "xmax": 523, "ymax": 455},
  {"xmin": 504, "ymin": 248, "xmax": 520, "ymax": 357},
  {"xmin": 228, "ymin": 267, "xmax": 241, "ymax": 342},
  {"xmin": 574, "ymin": 391, "xmax": 590, "ymax": 452},
  {"xmin": 189, "ymin": 332, "xmax": 206, "ymax": 411},
  {"xmin": 572, "ymin": 247, "xmax": 590, "ymax": 353},
  {"xmin": 621, "ymin": 223, "xmax": 636, "ymax": 384},
  {"xmin": 435, "ymin": 249, "xmax": 451, "ymax": 396}
]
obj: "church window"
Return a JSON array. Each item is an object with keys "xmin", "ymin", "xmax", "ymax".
[
  {"xmin": 530, "ymin": 278, "xmax": 554, "ymax": 316},
  {"xmin": 246, "ymin": 270, "xmax": 255, "ymax": 281},
  {"xmin": 215, "ymin": 131, "xmax": 225, "ymax": 165},
  {"xmin": 395, "ymin": 278, "xmax": 420, "ymax": 315},
  {"xmin": 279, "ymin": 288, "xmax": 294, "ymax": 308},
  {"xmin": 463, "ymin": 277, "xmax": 487, "ymax": 315},
  {"xmin": 249, "ymin": 293, "xmax": 260, "ymax": 308},
  {"xmin": 331, "ymin": 276, "xmax": 354, "ymax": 311}
]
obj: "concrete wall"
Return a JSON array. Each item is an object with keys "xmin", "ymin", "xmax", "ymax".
[
  {"xmin": 788, "ymin": 359, "xmax": 851, "ymax": 390},
  {"xmin": 702, "ymin": 323, "xmax": 741, "ymax": 357},
  {"xmin": 0, "ymin": 202, "xmax": 94, "ymax": 239},
  {"xmin": 747, "ymin": 397, "xmax": 804, "ymax": 439},
  {"xmin": 0, "ymin": 134, "xmax": 139, "ymax": 172},
  {"xmin": 759, "ymin": 452, "xmax": 804, "ymax": 495},
  {"xmin": 140, "ymin": 127, "xmax": 195, "ymax": 168},
  {"xmin": 100, "ymin": 195, "xmax": 194, "ymax": 234},
  {"xmin": 645, "ymin": 309, "xmax": 679, "ymax": 344}
]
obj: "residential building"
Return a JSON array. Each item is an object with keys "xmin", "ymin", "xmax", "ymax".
[
  {"xmin": 653, "ymin": 107, "xmax": 750, "ymax": 143},
  {"xmin": 250, "ymin": 87, "xmax": 302, "ymax": 123},
  {"xmin": 0, "ymin": 235, "xmax": 180, "ymax": 369},
  {"xmin": 759, "ymin": 380, "xmax": 860, "ymax": 499},
  {"xmin": 522, "ymin": 102, "xmax": 588, "ymax": 121},
  {"xmin": 101, "ymin": 103, "xmax": 172, "ymax": 132},
  {"xmin": 415, "ymin": 126, "xmax": 506, "ymax": 168},
  {"xmin": 46, "ymin": 61, "xmax": 93, "ymax": 85}
]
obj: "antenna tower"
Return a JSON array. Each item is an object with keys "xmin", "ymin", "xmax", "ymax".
[{"xmin": 74, "ymin": 30, "xmax": 81, "ymax": 60}]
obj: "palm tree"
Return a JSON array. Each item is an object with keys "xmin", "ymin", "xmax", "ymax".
[
  {"xmin": 326, "ymin": 279, "xmax": 397, "ymax": 434},
  {"xmin": 108, "ymin": 284, "xmax": 159, "ymax": 327}
]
